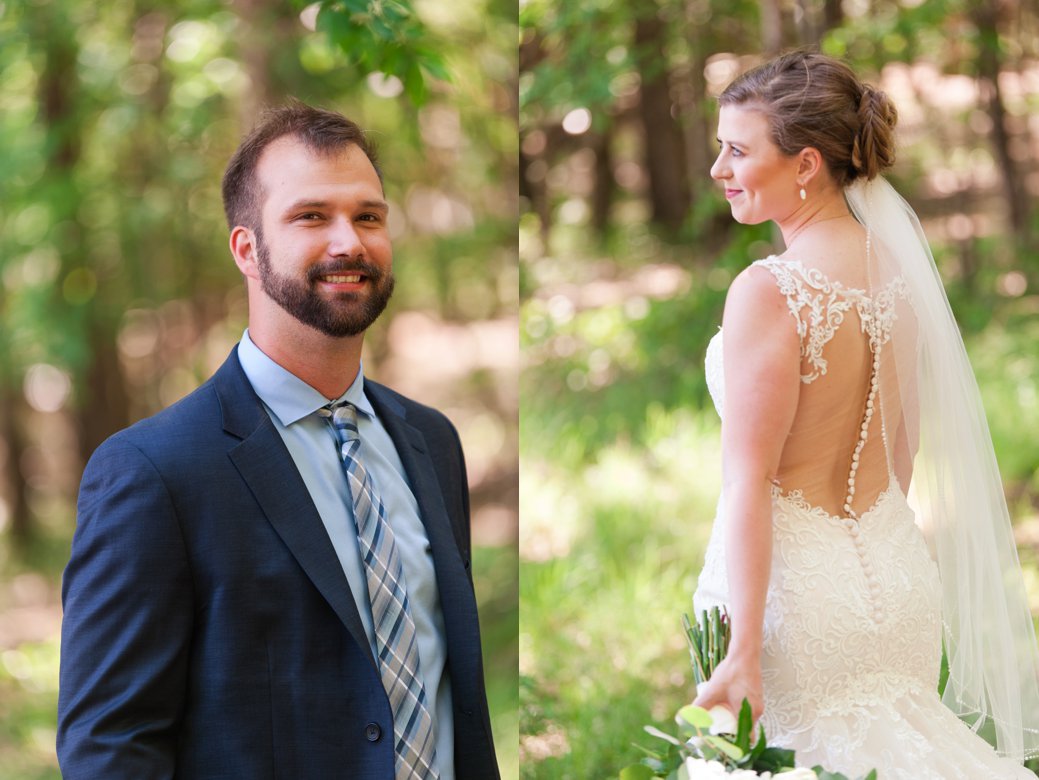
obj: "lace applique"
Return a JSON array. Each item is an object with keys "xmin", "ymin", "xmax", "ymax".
[
  {"xmin": 752, "ymin": 258, "xmax": 909, "ymax": 384},
  {"xmin": 694, "ymin": 483, "xmax": 1029, "ymax": 777}
]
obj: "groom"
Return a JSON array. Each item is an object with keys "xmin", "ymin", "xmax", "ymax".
[{"xmin": 57, "ymin": 102, "xmax": 500, "ymax": 779}]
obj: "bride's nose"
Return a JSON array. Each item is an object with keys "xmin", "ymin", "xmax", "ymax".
[{"xmin": 710, "ymin": 153, "xmax": 728, "ymax": 181}]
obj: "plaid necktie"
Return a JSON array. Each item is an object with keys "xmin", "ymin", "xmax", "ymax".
[{"xmin": 320, "ymin": 401, "xmax": 440, "ymax": 780}]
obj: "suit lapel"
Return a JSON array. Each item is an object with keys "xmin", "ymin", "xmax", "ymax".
[
  {"xmin": 365, "ymin": 384, "xmax": 468, "ymax": 581},
  {"xmin": 213, "ymin": 349, "xmax": 377, "ymax": 670},
  {"xmin": 365, "ymin": 383, "xmax": 484, "ymax": 698}
]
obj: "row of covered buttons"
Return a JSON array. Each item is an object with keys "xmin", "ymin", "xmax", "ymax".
[{"xmin": 842, "ymin": 517, "xmax": 884, "ymax": 624}]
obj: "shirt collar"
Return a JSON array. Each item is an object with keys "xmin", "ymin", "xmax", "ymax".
[{"xmin": 237, "ymin": 329, "xmax": 375, "ymax": 426}]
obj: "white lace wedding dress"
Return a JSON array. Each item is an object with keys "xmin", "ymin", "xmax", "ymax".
[{"xmin": 693, "ymin": 257, "xmax": 1036, "ymax": 779}]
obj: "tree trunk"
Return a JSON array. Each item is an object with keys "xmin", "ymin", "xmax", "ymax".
[
  {"xmin": 591, "ymin": 126, "xmax": 614, "ymax": 236},
  {"xmin": 232, "ymin": 0, "xmax": 295, "ymax": 122},
  {"xmin": 633, "ymin": 13, "xmax": 690, "ymax": 232},
  {"xmin": 78, "ymin": 320, "xmax": 132, "ymax": 467},
  {"xmin": 22, "ymin": 1, "xmax": 84, "ymax": 540},
  {"xmin": 972, "ymin": 3, "xmax": 1029, "ymax": 240},
  {"xmin": 822, "ymin": 0, "xmax": 844, "ymax": 35},
  {"xmin": 0, "ymin": 389, "xmax": 32, "ymax": 545},
  {"xmin": 761, "ymin": 0, "xmax": 784, "ymax": 56}
]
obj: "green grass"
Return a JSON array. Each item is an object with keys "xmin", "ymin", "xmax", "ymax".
[
  {"xmin": 0, "ymin": 526, "xmax": 67, "ymax": 780},
  {"xmin": 0, "ymin": 639, "xmax": 61, "ymax": 780},
  {"xmin": 520, "ymin": 404, "xmax": 722, "ymax": 778},
  {"xmin": 474, "ymin": 543, "xmax": 521, "ymax": 779}
]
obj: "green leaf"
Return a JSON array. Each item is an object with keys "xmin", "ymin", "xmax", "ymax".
[
  {"xmin": 746, "ymin": 725, "xmax": 768, "ymax": 761},
  {"xmin": 735, "ymin": 698, "xmax": 753, "ymax": 752},
  {"xmin": 340, "ymin": 0, "xmax": 373, "ymax": 14},
  {"xmin": 403, "ymin": 58, "xmax": 427, "ymax": 105},
  {"xmin": 629, "ymin": 742, "xmax": 666, "ymax": 760},
  {"xmin": 619, "ymin": 765, "xmax": 655, "ymax": 780},
  {"xmin": 418, "ymin": 54, "xmax": 450, "ymax": 83},
  {"xmin": 810, "ymin": 770, "xmax": 852, "ymax": 780},
  {"xmin": 675, "ymin": 704, "xmax": 712, "ymax": 729},
  {"xmin": 754, "ymin": 746, "xmax": 797, "ymax": 771},
  {"xmin": 643, "ymin": 725, "xmax": 682, "ymax": 746},
  {"xmin": 702, "ymin": 735, "xmax": 743, "ymax": 760},
  {"xmin": 643, "ymin": 756, "xmax": 670, "ymax": 773}
]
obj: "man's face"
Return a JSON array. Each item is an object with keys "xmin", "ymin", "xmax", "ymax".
[{"xmin": 251, "ymin": 137, "xmax": 394, "ymax": 338}]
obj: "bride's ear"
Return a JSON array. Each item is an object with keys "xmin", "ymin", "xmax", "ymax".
[{"xmin": 796, "ymin": 147, "xmax": 825, "ymax": 186}]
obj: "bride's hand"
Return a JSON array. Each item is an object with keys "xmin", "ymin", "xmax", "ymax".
[{"xmin": 691, "ymin": 653, "xmax": 764, "ymax": 724}]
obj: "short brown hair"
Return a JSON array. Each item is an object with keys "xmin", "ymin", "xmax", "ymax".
[
  {"xmin": 720, "ymin": 51, "xmax": 897, "ymax": 187},
  {"xmin": 221, "ymin": 100, "xmax": 380, "ymax": 230}
]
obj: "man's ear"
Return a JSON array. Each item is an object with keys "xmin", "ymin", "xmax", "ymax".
[{"xmin": 230, "ymin": 226, "xmax": 261, "ymax": 281}]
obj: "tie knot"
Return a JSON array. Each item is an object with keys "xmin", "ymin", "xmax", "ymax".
[{"xmin": 320, "ymin": 401, "xmax": 360, "ymax": 443}]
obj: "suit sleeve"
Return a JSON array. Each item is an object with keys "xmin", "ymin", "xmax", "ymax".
[{"xmin": 57, "ymin": 436, "xmax": 193, "ymax": 780}]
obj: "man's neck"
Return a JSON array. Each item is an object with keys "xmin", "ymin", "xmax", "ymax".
[{"xmin": 248, "ymin": 322, "xmax": 364, "ymax": 400}]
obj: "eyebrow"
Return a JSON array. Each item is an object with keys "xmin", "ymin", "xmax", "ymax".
[
  {"xmin": 716, "ymin": 137, "xmax": 746, "ymax": 147},
  {"xmin": 283, "ymin": 198, "xmax": 389, "ymax": 214}
]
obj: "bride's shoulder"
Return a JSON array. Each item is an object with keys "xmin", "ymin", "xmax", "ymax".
[
  {"xmin": 724, "ymin": 258, "xmax": 797, "ymax": 324},
  {"xmin": 722, "ymin": 260, "xmax": 803, "ymax": 352},
  {"xmin": 729, "ymin": 255, "xmax": 798, "ymax": 298}
]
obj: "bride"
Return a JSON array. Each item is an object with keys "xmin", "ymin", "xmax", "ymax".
[{"xmin": 691, "ymin": 50, "xmax": 1039, "ymax": 778}]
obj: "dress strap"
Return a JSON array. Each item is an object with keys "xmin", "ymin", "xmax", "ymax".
[
  {"xmin": 750, "ymin": 258, "xmax": 808, "ymax": 341},
  {"xmin": 750, "ymin": 258, "xmax": 856, "ymax": 384}
]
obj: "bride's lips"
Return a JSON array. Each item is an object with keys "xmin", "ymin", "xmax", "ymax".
[{"xmin": 725, "ymin": 189, "xmax": 743, "ymax": 200}]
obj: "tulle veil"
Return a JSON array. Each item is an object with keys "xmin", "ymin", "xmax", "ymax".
[{"xmin": 846, "ymin": 176, "xmax": 1039, "ymax": 761}]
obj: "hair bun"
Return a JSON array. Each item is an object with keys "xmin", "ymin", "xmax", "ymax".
[
  {"xmin": 851, "ymin": 86, "xmax": 897, "ymax": 181},
  {"xmin": 720, "ymin": 52, "xmax": 900, "ymax": 188}
]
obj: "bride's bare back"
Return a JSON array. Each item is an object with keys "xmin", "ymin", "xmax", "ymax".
[{"xmin": 756, "ymin": 245, "xmax": 915, "ymax": 519}]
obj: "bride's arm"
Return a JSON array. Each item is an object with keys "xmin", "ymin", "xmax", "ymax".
[{"xmin": 694, "ymin": 266, "xmax": 801, "ymax": 719}]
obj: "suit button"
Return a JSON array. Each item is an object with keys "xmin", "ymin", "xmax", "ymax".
[{"xmin": 365, "ymin": 723, "xmax": 382, "ymax": 742}]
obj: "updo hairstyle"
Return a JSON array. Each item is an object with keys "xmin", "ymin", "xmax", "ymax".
[{"xmin": 719, "ymin": 51, "xmax": 898, "ymax": 186}]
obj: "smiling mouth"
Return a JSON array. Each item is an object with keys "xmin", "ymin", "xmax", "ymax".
[
  {"xmin": 725, "ymin": 189, "xmax": 742, "ymax": 199},
  {"xmin": 321, "ymin": 273, "xmax": 363, "ymax": 283}
]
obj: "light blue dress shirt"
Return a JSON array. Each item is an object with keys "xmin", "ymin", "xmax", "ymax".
[{"xmin": 237, "ymin": 330, "xmax": 454, "ymax": 779}]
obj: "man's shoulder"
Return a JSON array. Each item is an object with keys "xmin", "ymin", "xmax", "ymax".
[
  {"xmin": 365, "ymin": 379, "xmax": 453, "ymax": 427},
  {"xmin": 91, "ymin": 350, "xmax": 250, "ymax": 464}
]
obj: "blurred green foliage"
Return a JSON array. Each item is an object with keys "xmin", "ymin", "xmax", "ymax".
[
  {"xmin": 520, "ymin": 2, "xmax": 1039, "ymax": 778},
  {"xmin": 0, "ymin": 0, "xmax": 518, "ymax": 776}
]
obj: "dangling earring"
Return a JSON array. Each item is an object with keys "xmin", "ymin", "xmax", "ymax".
[{"xmin": 799, "ymin": 184, "xmax": 807, "ymax": 201}]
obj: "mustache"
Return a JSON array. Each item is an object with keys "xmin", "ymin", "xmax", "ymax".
[{"xmin": 306, "ymin": 259, "xmax": 385, "ymax": 283}]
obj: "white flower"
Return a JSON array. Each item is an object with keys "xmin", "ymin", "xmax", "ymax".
[
  {"xmin": 682, "ymin": 757, "xmax": 730, "ymax": 779},
  {"xmin": 706, "ymin": 705, "xmax": 737, "ymax": 735},
  {"xmin": 778, "ymin": 769, "xmax": 817, "ymax": 780}
]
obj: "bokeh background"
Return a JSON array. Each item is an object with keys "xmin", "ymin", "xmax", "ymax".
[
  {"xmin": 519, "ymin": 1, "xmax": 1039, "ymax": 777},
  {"xmin": 0, "ymin": 1, "xmax": 518, "ymax": 778}
]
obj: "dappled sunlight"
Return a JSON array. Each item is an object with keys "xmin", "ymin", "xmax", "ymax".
[
  {"xmin": 520, "ymin": 385, "xmax": 725, "ymax": 774},
  {"xmin": 380, "ymin": 310, "xmax": 518, "ymax": 545},
  {"xmin": 521, "ymin": 2, "xmax": 1039, "ymax": 775},
  {"xmin": 519, "ymin": 722, "xmax": 570, "ymax": 763}
]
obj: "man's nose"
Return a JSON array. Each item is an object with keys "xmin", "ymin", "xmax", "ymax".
[{"xmin": 327, "ymin": 217, "xmax": 363, "ymax": 256}]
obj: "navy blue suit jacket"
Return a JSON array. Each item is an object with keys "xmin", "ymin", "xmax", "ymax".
[{"xmin": 57, "ymin": 348, "xmax": 499, "ymax": 779}]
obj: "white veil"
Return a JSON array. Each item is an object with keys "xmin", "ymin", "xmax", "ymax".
[{"xmin": 846, "ymin": 175, "xmax": 1039, "ymax": 760}]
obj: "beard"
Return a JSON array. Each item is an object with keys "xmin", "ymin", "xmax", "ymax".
[{"xmin": 254, "ymin": 234, "xmax": 395, "ymax": 338}]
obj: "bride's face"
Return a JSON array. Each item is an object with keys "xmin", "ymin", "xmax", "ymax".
[{"xmin": 711, "ymin": 105, "xmax": 802, "ymax": 225}]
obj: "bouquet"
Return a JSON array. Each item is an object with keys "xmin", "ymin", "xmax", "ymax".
[{"xmin": 620, "ymin": 607, "xmax": 877, "ymax": 780}]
